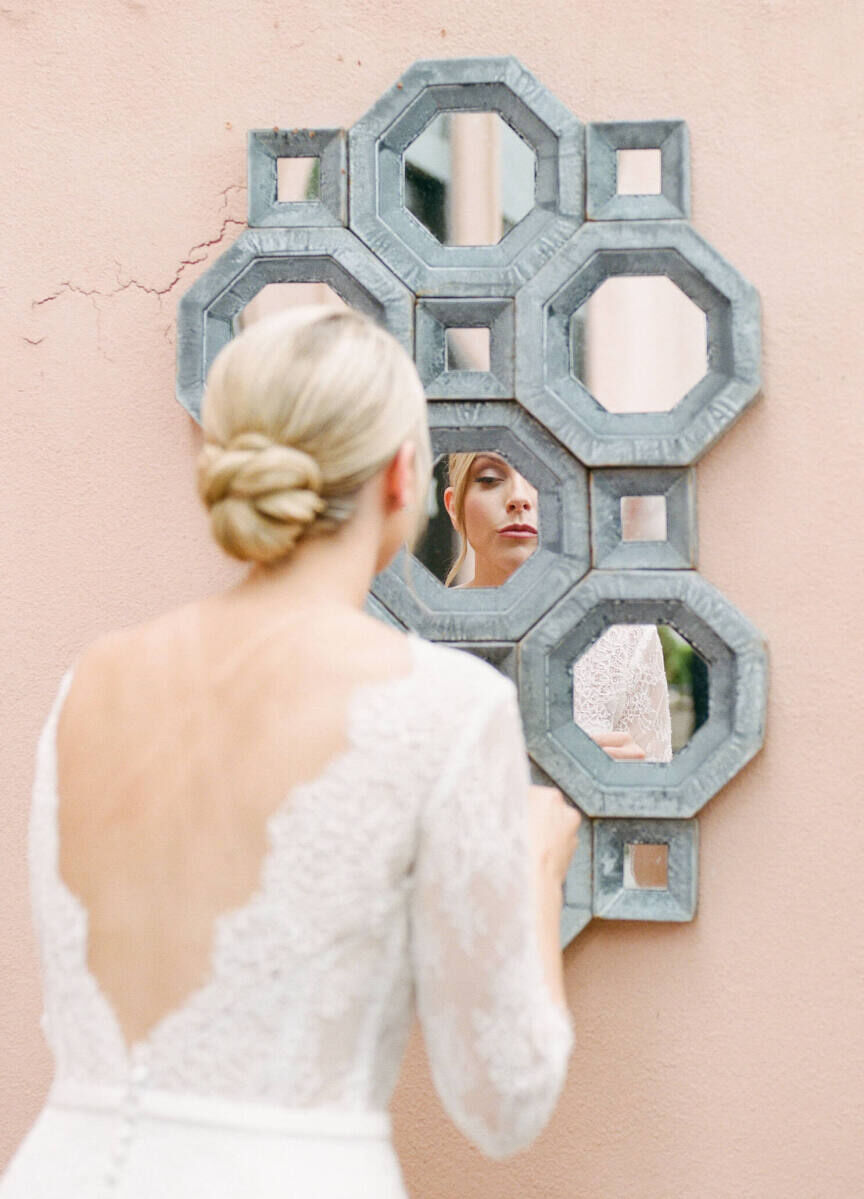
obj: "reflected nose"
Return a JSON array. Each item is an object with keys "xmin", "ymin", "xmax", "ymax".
[{"xmin": 506, "ymin": 472, "xmax": 535, "ymax": 515}]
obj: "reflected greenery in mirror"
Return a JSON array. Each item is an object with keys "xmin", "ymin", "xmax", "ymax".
[{"xmin": 276, "ymin": 156, "xmax": 321, "ymax": 202}]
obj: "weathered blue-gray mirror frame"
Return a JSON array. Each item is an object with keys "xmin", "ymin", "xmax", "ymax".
[
  {"xmin": 518, "ymin": 570, "xmax": 766, "ymax": 819},
  {"xmin": 247, "ymin": 128, "xmax": 348, "ymax": 228},
  {"xmin": 415, "ymin": 299, "xmax": 515, "ymax": 400},
  {"xmin": 175, "ymin": 55, "xmax": 767, "ymax": 948},
  {"xmin": 348, "ymin": 57, "xmax": 584, "ymax": 297},
  {"xmin": 176, "ymin": 227, "xmax": 413, "ymax": 422},
  {"xmin": 514, "ymin": 220, "xmax": 761, "ymax": 466},
  {"xmin": 590, "ymin": 468, "xmax": 697, "ymax": 570},
  {"xmin": 586, "ymin": 120, "xmax": 691, "ymax": 221}
]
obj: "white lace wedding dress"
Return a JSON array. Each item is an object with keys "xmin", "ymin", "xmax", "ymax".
[
  {"xmin": 572, "ymin": 625, "xmax": 673, "ymax": 762},
  {"xmin": 1, "ymin": 637, "xmax": 573, "ymax": 1198}
]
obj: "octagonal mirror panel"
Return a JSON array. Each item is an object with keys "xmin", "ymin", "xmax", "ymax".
[
  {"xmin": 371, "ymin": 403, "xmax": 590, "ymax": 642},
  {"xmin": 571, "ymin": 622, "xmax": 709, "ymax": 763},
  {"xmin": 404, "ymin": 111, "xmax": 536, "ymax": 246},
  {"xmin": 176, "ymin": 227, "xmax": 414, "ymax": 422},
  {"xmin": 515, "ymin": 221, "xmax": 761, "ymax": 465},
  {"xmin": 571, "ymin": 276, "xmax": 708, "ymax": 413},
  {"xmin": 349, "ymin": 56, "xmax": 584, "ymax": 296},
  {"xmin": 518, "ymin": 571, "xmax": 767, "ymax": 818}
]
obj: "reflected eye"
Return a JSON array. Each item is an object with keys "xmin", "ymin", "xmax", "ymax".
[{"xmin": 474, "ymin": 473, "xmax": 503, "ymax": 485}]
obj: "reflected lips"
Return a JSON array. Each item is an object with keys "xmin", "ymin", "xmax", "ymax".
[{"xmin": 498, "ymin": 523, "xmax": 537, "ymax": 539}]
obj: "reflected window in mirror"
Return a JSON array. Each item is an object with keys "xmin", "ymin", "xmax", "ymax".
[
  {"xmin": 570, "ymin": 276, "xmax": 708, "ymax": 413},
  {"xmin": 413, "ymin": 451, "xmax": 540, "ymax": 588},
  {"xmin": 233, "ymin": 281, "xmax": 348, "ymax": 333},
  {"xmin": 403, "ymin": 111, "xmax": 536, "ymax": 246},
  {"xmin": 571, "ymin": 622, "xmax": 709, "ymax": 762},
  {"xmin": 276, "ymin": 156, "xmax": 321, "ymax": 202}
]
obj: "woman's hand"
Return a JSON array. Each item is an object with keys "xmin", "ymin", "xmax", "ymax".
[
  {"xmin": 528, "ymin": 785, "xmax": 581, "ymax": 885},
  {"xmin": 592, "ymin": 731, "xmax": 646, "ymax": 760}
]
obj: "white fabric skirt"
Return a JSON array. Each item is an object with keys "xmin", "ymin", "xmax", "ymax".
[{"xmin": 1, "ymin": 1082, "xmax": 408, "ymax": 1198}]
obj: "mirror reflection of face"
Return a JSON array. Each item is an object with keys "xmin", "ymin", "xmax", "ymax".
[{"xmin": 444, "ymin": 453, "xmax": 539, "ymax": 588}]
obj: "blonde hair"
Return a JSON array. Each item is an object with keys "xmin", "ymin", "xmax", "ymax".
[
  {"xmin": 198, "ymin": 306, "xmax": 431, "ymax": 565},
  {"xmin": 443, "ymin": 452, "xmax": 479, "ymax": 587}
]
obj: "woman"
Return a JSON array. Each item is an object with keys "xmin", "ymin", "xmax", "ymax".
[
  {"xmin": 443, "ymin": 451, "xmax": 539, "ymax": 588},
  {"xmin": 2, "ymin": 308, "xmax": 580, "ymax": 1198},
  {"xmin": 443, "ymin": 452, "xmax": 673, "ymax": 762}
]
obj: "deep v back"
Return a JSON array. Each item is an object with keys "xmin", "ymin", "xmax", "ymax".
[{"xmin": 52, "ymin": 618, "xmax": 421, "ymax": 1057}]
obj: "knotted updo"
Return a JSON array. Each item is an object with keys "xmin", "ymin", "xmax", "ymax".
[{"xmin": 197, "ymin": 306, "xmax": 430, "ymax": 565}]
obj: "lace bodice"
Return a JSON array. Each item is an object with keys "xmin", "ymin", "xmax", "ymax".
[
  {"xmin": 28, "ymin": 637, "xmax": 572, "ymax": 1159},
  {"xmin": 572, "ymin": 624, "xmax": 673, "ymax": 762}
]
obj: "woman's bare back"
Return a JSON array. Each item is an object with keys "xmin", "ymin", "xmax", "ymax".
[{"xmin": 56, "ymin": 599, "xmax": 413, "ymax": 1048}]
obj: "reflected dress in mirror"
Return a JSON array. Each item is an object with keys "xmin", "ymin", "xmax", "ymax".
[{"xmin": 572, "ymin": 625, "xmax": 673, "ymax": 762}]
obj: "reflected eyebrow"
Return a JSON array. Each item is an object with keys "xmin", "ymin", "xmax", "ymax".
[{"xmin": 471, "ymin": 454, "xmax": 508, "ymax": 473}]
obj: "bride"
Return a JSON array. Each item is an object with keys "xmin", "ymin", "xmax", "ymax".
[{"xmin": 1, "ymin": 307, "xmax": 580, "ymax": 1198}]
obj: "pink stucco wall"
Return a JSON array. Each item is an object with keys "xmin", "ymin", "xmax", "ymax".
[{"xmin": 3, "ymin": 2, "xmax": 863, "ymax": 1195}]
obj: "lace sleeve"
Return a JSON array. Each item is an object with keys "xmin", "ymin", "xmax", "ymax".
[
  {"xmin": 620, "ymin": 626, "xmax": 673, "ymax": 763},
  {"xmin": 409, "ymin": 682, "xmax": 573, "ymax": 1159},
  {"xmin": 572, "ymin": 625, "xmax": 672, "ymax": 763}
]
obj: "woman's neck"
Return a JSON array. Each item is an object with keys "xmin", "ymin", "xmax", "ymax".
[
  {"xmin": 466, "ymin": 559, "xmax": 514, "ymax": 589},
  {"xmin": 224, "ymin": 511, "xmax": 381, "ymax": 618}
]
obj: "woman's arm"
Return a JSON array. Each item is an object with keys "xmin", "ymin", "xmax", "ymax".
[
  {"xmin": 409, "ymin": 685, "xmax": 576, "ymax": 1159},
  {"xmin": 528, "ymin": 784, "xmax": 580, "ymax": 1009}
]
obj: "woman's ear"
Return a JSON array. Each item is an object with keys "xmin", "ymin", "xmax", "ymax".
[
  {"xmin": 443, "ymin": 486, "xmax": 458, "ymax": 529},
  {"xmin": 383, "ymin": 441, "xmax": 416, "ymax": 513}
]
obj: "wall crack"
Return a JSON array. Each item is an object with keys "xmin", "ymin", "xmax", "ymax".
[{"xmin": 31, "ymin": 211, "xmax": 246, "ymax": 311}]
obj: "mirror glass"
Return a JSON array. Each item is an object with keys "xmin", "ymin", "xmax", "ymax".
[
  {"xmin": 624, "ymin": 843, "xmax": 669, "ymax": 889},
  {"xmin": 233, "ymin": 281, "xmax": 348, "ymax": 332},
  {"xmin": 620, "ymin": 495, "xmax": 668, "ymax": 541},
  {"xmin": 616, "ymin": 147, "xmax": 662, "ymax": 195},
  {"xmin": 570, "ymin": 276, "xmax": 707, "ymax": 412},
  {"xmin": 413, "ymin": 451, "xmax": 540, "ymax": 588},
  {"xmin": 571, "ymin": 623, "xmax": 708, "ymax": 761},
  {"xmin": 445, "ymin": 326, "xmax": 491, "ymax": 371},
  {"xmin": 404, "ymin": 111, "xmax": 536, "ymax": 245},
  {"xmin": 276, "ymin": 156, "xmax": 320, "ymax": 202}
]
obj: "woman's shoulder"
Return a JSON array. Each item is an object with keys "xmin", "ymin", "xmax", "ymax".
[
  {"xmin": 408, "ymin": 637, "xmax": 516, "ymax": 713},
  {"xmin": 55, "ymin": 606, "xmax": 194, "ymax": 740}
]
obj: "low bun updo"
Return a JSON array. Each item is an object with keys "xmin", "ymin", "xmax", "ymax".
[{"xmin": 197, "ymin": 306, "xmax": 430, "ymax": 565}]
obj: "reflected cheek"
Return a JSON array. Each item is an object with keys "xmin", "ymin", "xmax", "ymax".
[{"xmin": 463, "ymin": 493, "xmax": 500, "ymax": 555}]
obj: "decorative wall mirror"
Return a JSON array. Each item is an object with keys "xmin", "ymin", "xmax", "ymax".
[{"xmin": 177, "ymin": 56, "xmax": 767, "ymax": 947}]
